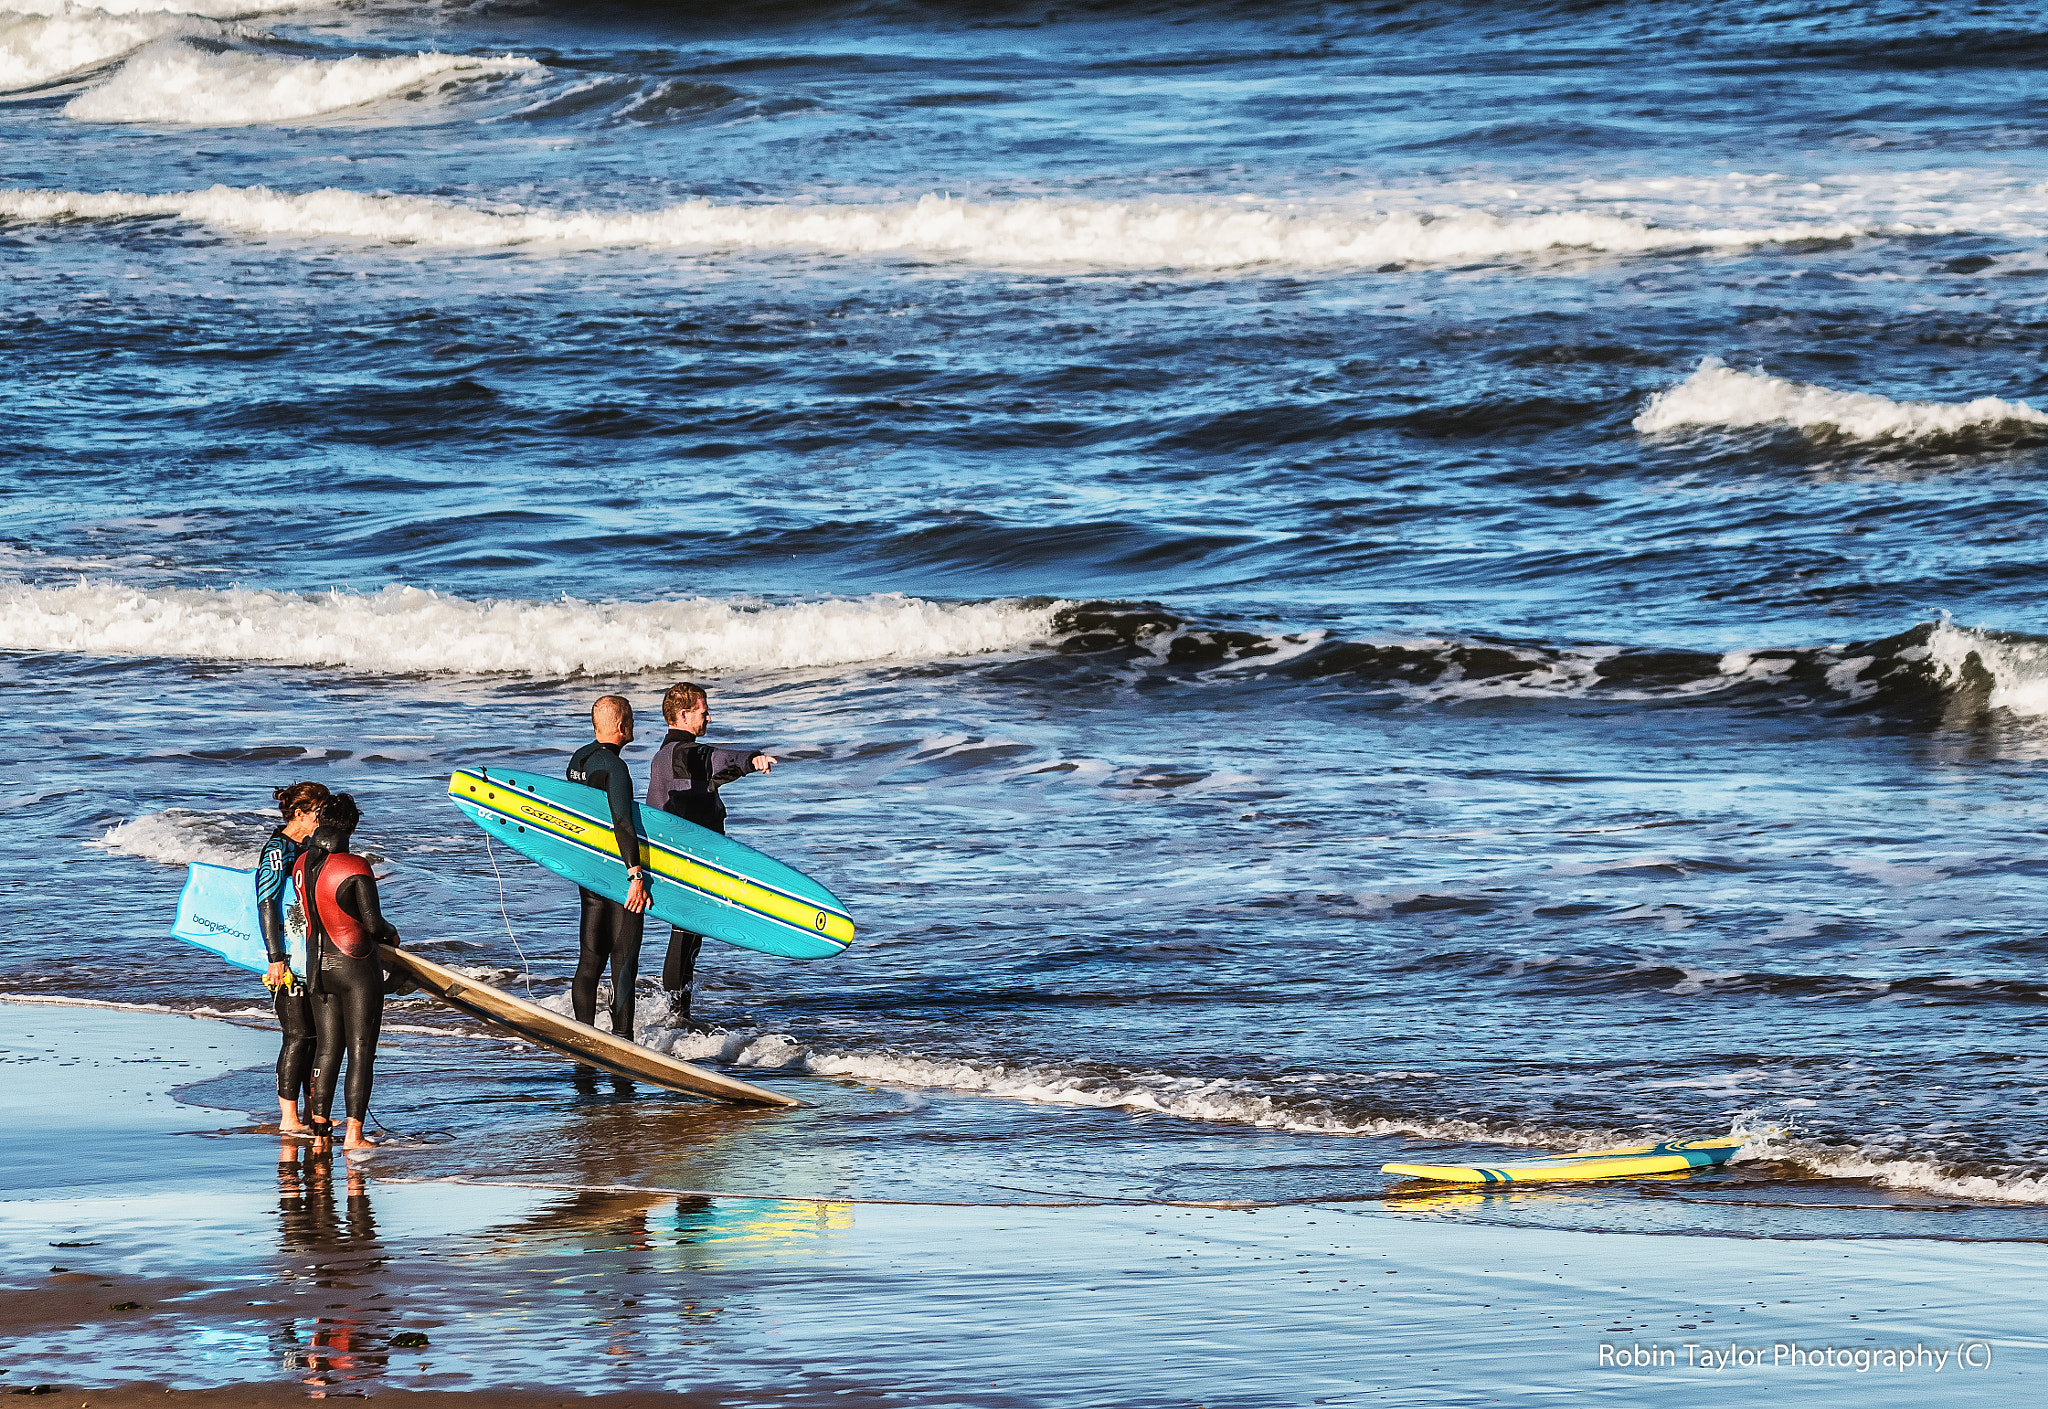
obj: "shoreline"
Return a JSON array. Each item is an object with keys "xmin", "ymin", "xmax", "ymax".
[
  {"xmin": 7, "ymin": 992, "xmax": 2048, "ymax": 1234},
  {"xmin": 5, "ymin": 1004, "xmax": 2045, "ymax": 1404}
]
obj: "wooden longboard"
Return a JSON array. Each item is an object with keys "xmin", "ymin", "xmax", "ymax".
[{"xmin": 380, "ymin": 945, "xmax": 799, "ymax": 1108}]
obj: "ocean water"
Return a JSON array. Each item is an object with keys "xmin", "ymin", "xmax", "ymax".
[{"xmin": 9, "ymin": 0, "xmax": 2048, "ymax": 1229}]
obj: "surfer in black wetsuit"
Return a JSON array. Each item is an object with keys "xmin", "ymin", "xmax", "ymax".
[
  {"xmin": 257, "ymin": 780, "xmax": 330, "ymax": 1137},
  {"xmin": 567, "ymin": 695, "xmax": 651, "ymax": 1041},
  {"xmin": 293, "ymin": 793, "xmax": 405, "ymax": 1152},
  {"xmin": 647, "ymin": 682, "xmax": 775, "ymax": 1031}
]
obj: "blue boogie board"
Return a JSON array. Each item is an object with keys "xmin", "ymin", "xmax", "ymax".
[
  {"xmin": 171, "ymin": 861, "xmax": 307, "ymax": 980},
  {"xmin": 447, "ymin": 767, "xmax": 854, "ymax": 961}
]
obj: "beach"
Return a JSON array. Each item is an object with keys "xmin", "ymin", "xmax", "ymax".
[
  {"xmin": 10, "ymin": 0, "xmax": 2048, "ymax": 1400},
  {"xmin": 4, "ymin": 1004, "xmax": 2041, "ymax": 1405}
]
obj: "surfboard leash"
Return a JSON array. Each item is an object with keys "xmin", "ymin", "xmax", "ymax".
[
  {"xmin": 366, "ymin": 1109, "xmax": 455, "ymax": 1145},
  {"xmin": 481, "ymin": 830, "xmax": 537, "ymax": 1000}
]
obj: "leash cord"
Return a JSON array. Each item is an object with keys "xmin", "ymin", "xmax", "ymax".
[{"xmin": 482, "ymin": 829, "xmax": 536, "ymax": 1000}]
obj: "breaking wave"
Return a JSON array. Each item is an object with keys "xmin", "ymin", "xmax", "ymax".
[
  {"xmin": 88, "ymin": 806, "xmax": 268, "ymax": 867},
  {"xmin": 1762, "ymin": 1141, "xmax": 2048, "ymax": 1207},
  {"xmin": 0, "ymin": 579, "xmax": 1062, "ymax": 675},
  {"xmin": 11, "ymin": 578, "xmax": 2048, "ymax": 715},
  {"xmin": 64, "ymin": 41, "xmax": 539, "ymax": 124},
  {"xmin": 1635, "ymin": 357, "xmax": 2048, "ymax": 442},
  {"xmin": 1051, "ymin": 605, "xmax": 2048, "ymax": 718},
  {"xmin": 0, "ymin": 8, "xmax": 226, "ymax": 92},
  {"xmin": 0, "ymin": 184, "xmax": 1868, "ymax": 269}
]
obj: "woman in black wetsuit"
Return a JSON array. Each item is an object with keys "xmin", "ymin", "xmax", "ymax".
[
  {"xmin": 256, "ymin": 780, "xmax": 329, "ymax": 1136},
  {"xmin": 292, "ymin": 793, "xmax": 404, "ymax": 1151}
]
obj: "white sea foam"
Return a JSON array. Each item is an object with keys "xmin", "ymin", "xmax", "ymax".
[
  {"xmin": 0, "ymin": 580, "xmax": 1062, "ymax": 676},
  {"xmin": 1635, "ymin": 358, "xmax": 2048, "ymax": 440},
  {"xmin": 1774, "ymin": 1143, "xmax": 2048, "ymax": 1206},
  {"xmin": 64, "ymin": 40, "xmax": 538, "ymax": 124},
  {"xmin": 686, "ymin": 1031, "xmax": 2048, "ymax": 1204},
  {"xmin": 0, "ymin": 8, "xmax": 225, "ymax": 91},
  {"xmin": 0, "ymin": 184, "xmax": 1867, "ymax": 268},
  {"xmin": 0, "ymin": 992, "xmax": 187, "ymax": 1013},
  {"xmin": 1926, "ymin": 619, "xmax": 2048, "ymax": 718},
  {"xmin": 5, "ymin": 0, "xmax": 309, "ymax": 16},
  {"xmin": 630, "ymin": 1019, "xmax": 1558, "ymax": 1146},
  {"xmin": 88, "ymin": 807, "xmax": 267, "ymax": 866}
]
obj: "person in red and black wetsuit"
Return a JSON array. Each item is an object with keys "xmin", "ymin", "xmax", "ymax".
[
  {"xmin": 646, "ymin": 682, "xmax": 775, "ymax": 1031},
  {"xmin": 566, "ymin": 694, "xmax": 652, "ymax": 1041},
  {"xmin": 292, "ymin": 793, "xmax": 404, "ymax": 1152}
]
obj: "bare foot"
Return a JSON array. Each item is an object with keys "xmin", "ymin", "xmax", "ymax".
[
  {"xmin": 279, "ymin": 1098, "xmax": 313, "ymax": 1136},
  {"xmin": 340, "ymin": 1118, "xmax": 378, "ymax": 1152}
]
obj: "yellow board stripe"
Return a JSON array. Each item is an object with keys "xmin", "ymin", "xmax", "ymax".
[{"xmin": 449, "ymin": 772, "xmax": 853, "ymax": 947}]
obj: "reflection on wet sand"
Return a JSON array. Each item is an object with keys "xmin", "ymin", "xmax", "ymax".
[
  {"xmin": 479, "ymin": 1187, "xmax": 855, "ymax": 1259},
  {"xmin": 1381, "ymin": 1168, "xmax": 1706, "ymax": 1214},
  {"xmin": 254, "ymin": 1076, "xmax": 861, "ymax": 1388},
  {"xmin": 275, "ymin": 1143, "xmax": 398, "ymax": 1396}
]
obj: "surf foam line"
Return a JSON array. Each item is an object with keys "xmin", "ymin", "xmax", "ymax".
[
  {"xmin": 0, "ymin": 580, "xmax": 1064, "ymax": 675},
  {"xmin": 1636, "ymin": 358, "xmax": 2048, "ymax": 442},
  {"xmin": 644, "ymin": 1022, "xmax": 1624, "ymax": 1152},
  {"xmin": 5, "ymin": 0, "xmax": 313, "ymax": 17},
  {"xmin": 0, "ymin": 185, "xmax": 1871, "ymax": 269},
  {"xmin": 663, "ymin": 1027, "xmax": 2048, "ymax": 1206},
  {"xmin": 64, "ymin": 42, "xmax": 539, "ymax": 124}
]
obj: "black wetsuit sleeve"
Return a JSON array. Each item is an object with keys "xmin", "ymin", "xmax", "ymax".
[
  {"xmin": 606, "ymin": 761, "xmax": 644, "ymax": 871},
  {"xmin": 255, "ymin": 835, "xmax": 292, "ymax": 964},
  {"xmin": 336, "ymin": 875, "xmax": 400, "ymax": 945},
  {"xmin": 258, "ymin": 895, "xmax": 289, "ymax": 964},
  {"xmin": 704, "ymin": 747, "xmax": 760, "ymax": 786}
]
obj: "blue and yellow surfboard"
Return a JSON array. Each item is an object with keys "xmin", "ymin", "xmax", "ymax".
[
  {"xmin": 1382, "ymin": 1136, "xmax": 1743, "ymax": 1185},
  {"xmin": 447, "ymin": 766, "xmax": 854, "ymax": 961}
]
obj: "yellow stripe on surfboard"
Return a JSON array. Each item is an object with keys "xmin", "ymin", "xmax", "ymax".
[
  {"xmin": 449, "ymin": 773, "xmax": 855, "ymax": 948},
  {"xmin": 1382, "ymin": 1136, "xmax": 1743, "ymax": 1185}
]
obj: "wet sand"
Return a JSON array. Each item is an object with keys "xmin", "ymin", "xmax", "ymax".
[{"xmin": 4, "ymin": 1003, "xmax": 2043, "ymax": 1406}]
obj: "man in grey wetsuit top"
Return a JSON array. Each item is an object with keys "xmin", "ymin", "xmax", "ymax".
[
  {"xmin": 646, "ymin": 681, "xmax": 775, "ymax": 1030},
  {"xmin": 566, "ymin": 695, "xmax": 651, "ymax": 1041}
]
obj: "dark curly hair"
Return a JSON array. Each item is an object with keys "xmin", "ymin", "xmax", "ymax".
[
  {"xmin": 317, "ymin": 792, "xmax": 363, "ymax": 835},
  {"xmin": 273, "ymin": 781, "xmax": 331, "ymax": 820}
]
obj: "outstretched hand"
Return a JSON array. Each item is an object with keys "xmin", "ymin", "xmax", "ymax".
[{"xmin": 753, "ymin": 754, "xmax": 776, "ymax": 773}]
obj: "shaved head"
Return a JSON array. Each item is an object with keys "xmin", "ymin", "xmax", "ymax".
[{"xmin": 591, "ymin": 695, "xmax": 634, "ymax": 739}]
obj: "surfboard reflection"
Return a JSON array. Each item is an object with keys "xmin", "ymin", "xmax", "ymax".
[{"xmin": 477, "ymin": 1186, "xmax": 855, "ymax": 1265}]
